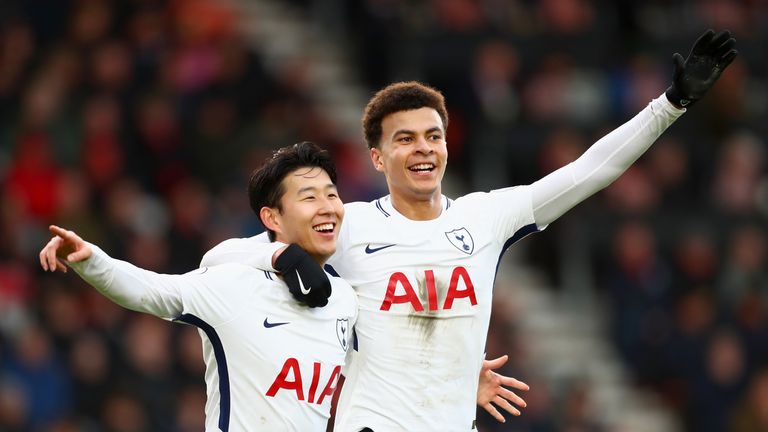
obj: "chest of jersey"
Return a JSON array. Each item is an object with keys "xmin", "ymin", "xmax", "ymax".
[
  {"xmin": 208, "ymin": 276, "xmax": 355, "ymax": 408},
  {"xmin": 333, "ymin": 206, "xmax": 501, "ymax": 316}
]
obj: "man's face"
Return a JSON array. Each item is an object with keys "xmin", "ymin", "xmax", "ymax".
[
  {"xmin": 371, "ymin": 107, "xmax": 448, "ymax": 203},
  {"xmin": 270, "ymin": 167, "xmax": 344, "ymax": 263}
]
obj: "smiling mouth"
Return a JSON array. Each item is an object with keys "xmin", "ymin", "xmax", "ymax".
[
  {"xmin": 408, "ymin": 163, "xmax": 435, "ymax": 173},
  {"xmin": 313, "ymin": 223, "xmax": 335, "ymax": 233}
]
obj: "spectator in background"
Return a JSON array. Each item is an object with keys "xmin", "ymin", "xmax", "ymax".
[
  {"xmin": 3, "ymin": 323, "xmax": 71, "ymax": 430},
  {"xmin": 0, "ymin": 0, "xmax": 766, "ymax": 430},
  {"xmin": 690, "ymin": 328, "xmax": 748, "ymax": 431},
  {"xmin": 730, "ymin": 367, "xmax": 768, "ymax": 432}
]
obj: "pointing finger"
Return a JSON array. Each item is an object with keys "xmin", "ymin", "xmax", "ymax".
[{"xmin": 48, "ymin": 225, "xmax": 71, "ymax": 239}]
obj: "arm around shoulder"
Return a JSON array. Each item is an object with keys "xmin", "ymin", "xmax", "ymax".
[{"xmin": 200, "ymin": 233, "xmax": 285, "ymax": 271}]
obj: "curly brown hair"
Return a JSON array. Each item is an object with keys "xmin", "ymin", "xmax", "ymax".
[{"xmin": 362, "ymin": 81, "xmax": 449, "ymax": 149}]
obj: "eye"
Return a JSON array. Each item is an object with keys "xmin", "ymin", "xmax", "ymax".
[
  {"xmin": 397, "ymin": 136, "xmax": 413, "ymax": 143},
  {"xmin": 429, "ymin": 134, "xmax": 443, "ymax": 141},
  {"xmin": 302, "ymin": 195, "xmax": 316, "ymax": 201},
  {"xmin": 328, "ymin": 192, "xmax": 338, "ymax": 199}
]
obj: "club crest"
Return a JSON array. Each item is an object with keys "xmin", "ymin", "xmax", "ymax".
[
  {"xmin": 445, "ymin": 228, "xmax": 474, "ymax": 255},
  {"xmin": 336, "ymin": 318, "xmax": 349, "ymax": 351}
]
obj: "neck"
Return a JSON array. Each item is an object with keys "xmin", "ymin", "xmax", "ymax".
[
  {"xmin": 389, "ymin": 192, "xmax": 442, "ymax": 221},
  {"xmin": 273, "ymin": 239, "xmax": 329, "ymax": 268}
]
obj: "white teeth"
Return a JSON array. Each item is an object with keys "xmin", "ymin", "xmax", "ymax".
[
  {"xmin": 313, "ymin": 223, "xmax": 334, "ymax": 232},
  {"xmin": 410, "ymin": 163, "xmax": 434, "ymax": 171}
]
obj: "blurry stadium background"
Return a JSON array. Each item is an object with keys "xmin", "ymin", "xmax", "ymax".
[{"xmin": 1, "ymin": 0, "xmax": 767, "ymax": 431}]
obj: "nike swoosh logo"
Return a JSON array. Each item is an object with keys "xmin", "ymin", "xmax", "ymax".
[
  {"xmin": 296, "ymin": 270, "xmax": 311, "ymax": 295},
  {"xmin": 365, "ymin": 244, "xmax": 396, "ymax": 254},
  {"xmin": 264, "ymin": 318, "xmax": 290, "ymax": 328}
]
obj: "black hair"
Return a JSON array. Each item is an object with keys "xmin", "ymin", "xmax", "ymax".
[{"xmin": 248, "ymin": 142, "xmax": 337, "ymax": 241}]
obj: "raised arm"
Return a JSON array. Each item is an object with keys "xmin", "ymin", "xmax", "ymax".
[
  {"xmin": 531, "ymin": 93, "xmax": 683, "ymax": 226},
  {"xmin": 40, "ymin": 225, "xmax": 185, "ymax": 319},
  {"xmin": 531, "ymin": 29, "xmax": 737, "ymax": 227}
]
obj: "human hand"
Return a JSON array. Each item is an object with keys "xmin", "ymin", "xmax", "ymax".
[
  {"xmin": 274, "ymin": 244, "xmax": 332, "ymax": 307},
  {"xmin": 477, "ymin": 354, "xmax": 529, "ymax": 422},
  {"xmin": 39, "ymin": 225, "xmax": 93, "ymax": 272},
  {"xmin": 665, "ymin": 29, "xmax": 738, "ymax": 108}
]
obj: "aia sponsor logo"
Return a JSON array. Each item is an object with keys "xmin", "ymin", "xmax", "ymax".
[
  {"xmin": 266, "ymin": 358, "xmax": 341, "ymax": 405},
  {"xmin": 380, "ymin": 266, "xmax": 477, "ymax": 312}
]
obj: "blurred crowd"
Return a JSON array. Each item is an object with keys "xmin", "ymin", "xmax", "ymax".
[{"xmin": 1, "ymin": 0, "xmax": 767, "ymax": 431}]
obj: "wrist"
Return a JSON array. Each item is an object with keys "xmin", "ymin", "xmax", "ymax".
[
  {"xmin": 665, "ymin": 85, "xmax": 693, "ymax": 109},
  {"xmin": 272, "ymin": 246, "xmax": 288, "ymax": 268}
]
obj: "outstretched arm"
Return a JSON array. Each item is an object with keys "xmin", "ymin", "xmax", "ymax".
[
  {"xmin": 40, "ymin": 225, "xmax": 184, "ymax": 319},
  {"xmin": 531, "ymin": 29, "xmax": 737, "ymax": 227},
  {"xmin": 530, "ymin": 93, "xmax": 683, "ymax": 226},
  {"xmin": 477, "ymin": 355, "xmax": 529, "ymax": 422}
]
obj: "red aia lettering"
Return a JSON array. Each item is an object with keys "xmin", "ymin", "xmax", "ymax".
[
  {"xmin": 266, "ymin": 358, "xmax": 304, "ymax": 400},
  {"xmin": 266, "ymin": 358, "xmax": 341, "ymax": 405},
  {"xmin": 443, "ymin": 266, "xmax": 478, "ymax": 309},
  {"xmin": 307, "ymin": 362, "xmax": 321, "ymax": 403},
  {"xmin": 315, "ymin": 365, "xmax": 341, "ymax": 405},
  {"xmin": 379, "ymin": 267, "xmax": 477, "ymax": 311},
  {"xmin": 426, "ymin": 270, "xmax": 438, "ymax": 311},
  {"xmin": 380, "ymin": 272, "xmax": 424, "ymax": 311}
]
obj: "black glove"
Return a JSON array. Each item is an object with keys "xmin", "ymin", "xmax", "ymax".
[
  {"xmin": 665, "ymin": 29, "xmax": 738, "ymax": 108},
  {"xmin": 274, "ymin": 244, "xmax": 332, "ymax": 307}
]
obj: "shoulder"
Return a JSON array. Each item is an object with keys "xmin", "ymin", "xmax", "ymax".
[
  {"xmin": 448, "ymin": 191, "xmax": 491, "ymax": 210},
  {"xmin": 328, "ymin": 273, "xmax": 354, "ymax": 291},
  {"xmin": 344, "ymin": 195, "xmax": 400, "ymax": 220},
  {"xmin": 202, "ymin": 236, "xmax": 262, "ymax": 262},
  {"xmin": 200, "ymin": 232, "xmax": 277, "ymax": 267},
  {"xmin": 344, "ymin": 199, "xmax": 381, "ymax": 215},
  {"xmin": 211, "ymin": 233, "xmax": 270, "ymax": 250},
  {"xmin": 180, "ymin": 264, "xmax": 278, "ymax": 322},
  {"xmin": 328, "ymin": 275, "xmax": 358, "ymax": 313},
  {"xmin": 452, "ymin": 185, "xmax": 530, "ymax": 206},
  {"xmin": 341, "ymin": 198, "xmax": 391, "ymax": 227},
  {"xmin": 195, "ymin": 262, "xmax": 273, "ymax": 285}
]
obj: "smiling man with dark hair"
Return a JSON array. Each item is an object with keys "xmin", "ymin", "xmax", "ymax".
[{"xmin": 40, "ymin": 141, "xmax": 358, "ymax": 431}]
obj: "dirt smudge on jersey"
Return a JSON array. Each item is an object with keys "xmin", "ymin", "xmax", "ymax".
[{"xmin": 408, "ymin": 275, "xmax": 440, "ymax": 340}]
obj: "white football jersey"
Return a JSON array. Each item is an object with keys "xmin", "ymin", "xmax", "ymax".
[
  {"xmin": 328, "ymin": 187, "xmax": 538, "ymax": 431},
  {"xmin": 71, "ymin": 248, "xmax": 358, "ymax": 432},
  {"xmin": 199, "ymin": 93, "xmax": 684, "ymax": 431},
  {"xmin": 180, "ymin": 266, "xmax": 358, "ymax": 431}
]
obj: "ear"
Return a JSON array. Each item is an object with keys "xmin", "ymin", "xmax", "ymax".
[
  {"xmin": 260, "ymin": 207, "xmax": 282, "ymax": 234},
  {"xmin": 370, "ymin": 147, "xmax": 384, "ymax": 172}
]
